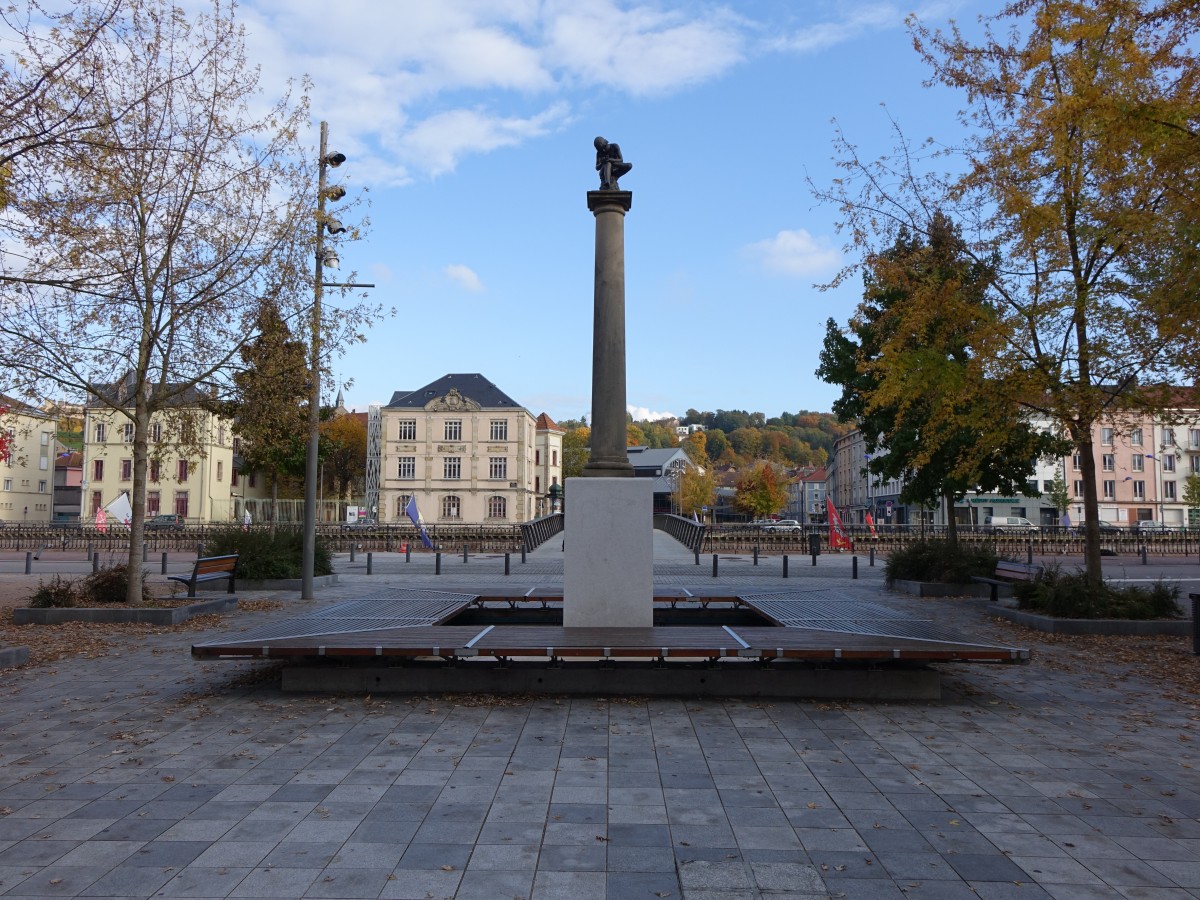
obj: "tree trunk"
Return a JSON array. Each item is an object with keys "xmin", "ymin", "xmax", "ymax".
[
  {"xmin": 943, "ymin": 492, "xmax": 958, "ymax": 549},
  {"xmin": 1076, "ymin": 432, "xmax": 1104, "ymax": 589},
  {"xmin": 126, "ymin": 397, "xmax": 151, "ymax": 604}
]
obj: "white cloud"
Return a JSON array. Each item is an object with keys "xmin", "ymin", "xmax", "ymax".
[
  {"xmin": 744, "ymin": 229, "xmax": 840, "ymax": 277},
  {"xmin": 770, "ymin": 3, "xmax": 907, "ymax": 54},
  {"xmin": 444, "ymin": 264, "xmax": 485, "ymax": 292},
  {"xmin": 405, "ymin": 103, "xmax": 569, "ymax": 177},
  {"xmin": 628, "ymin": 405, "xmax": 677, "ymax": 422}
]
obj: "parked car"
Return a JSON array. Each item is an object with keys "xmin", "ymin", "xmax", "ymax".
[
  {"xmin": 1075, "ymin": 521, "xmax": 1124, "ymax": 534},
  {"xmin": 144, "ymin": 513, "xmax": 185, "ymax": 531},
  {"xmin": 984, "ymin": 515, "xmax": 1038, "ymax": 532},
  {"xmin": 1132, "ymin": 519, "xmax": 1173, "ymax": 532},
  {"xmin": 763, "ymin": 519, "xmax": 803, "ymax": 533}
]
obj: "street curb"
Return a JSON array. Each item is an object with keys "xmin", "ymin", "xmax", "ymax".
[
  {"xmin": 0, "ymin": 645, "xmax": 30, "ymax": 667},
  {"xmin": 12, "ymin": 597, "xmax": 238, "ymax": 626}
]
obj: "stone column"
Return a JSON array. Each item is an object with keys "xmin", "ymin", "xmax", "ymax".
[{"xmin": 583, "ymin": 189, "xmax": 634, "ymax": 477}]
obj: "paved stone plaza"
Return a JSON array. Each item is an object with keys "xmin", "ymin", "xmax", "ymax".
[{"xmin": 0, "ymin": 535, "xmax": 1198, "ymax": 899}]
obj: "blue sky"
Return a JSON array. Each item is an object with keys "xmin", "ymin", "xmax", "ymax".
[{"xmin": 237, "ymin": 0, "xmax": 974, "ymax": 423}]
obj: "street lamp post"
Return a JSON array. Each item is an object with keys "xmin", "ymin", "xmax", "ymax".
[{"xmin": 301, "ymin": 122, "xmax": 373, "ymax": 600}]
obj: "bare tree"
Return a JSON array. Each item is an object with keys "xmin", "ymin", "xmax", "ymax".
[{"xmin": 0, "ymin": 0, "xmax": 377, "ymax": 599}]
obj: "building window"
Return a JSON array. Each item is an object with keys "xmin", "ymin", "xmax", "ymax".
[
  {"xmin": 1162, "ymin": 455, "xmax": 1176, "ymax": 473},
  {"xmin": 2, "ymin": 478, "xmax": 11, "ymax": 491},
  {"xmin": 1163, "ymin": 428, "xmax": 1176, "ymax": 447},
  {"xmin": 90, "ymin": 490, "xmax": 102, "ymax": 515},
  {"xmin": 442, "ymin": 495, "xmax": 460, "ymax": 519},
  {"xmin": 147, "ymin": 491, "xmax": 160, "ymax": 515},
  {"xmin": 120, "ymin": 459, "xmax": 132, "ymax": 481},
  {"xmin": 489, "ymin": 457, "xmax": 507, "ymax": 480},
  {"xmin": 122, "ymin": 423, "xmax": 134, "ymax": 443},
  {"xmin": 93, "ymin": 422, "xmax": 106, "ymax": 442},
  {"xmin": 535, "ymin": 476, "xmax": 541, "ymax": 494},
  {"xmin": 1101, "ymin": 427, "xmax": 1113, "ymax": 445},
  {"xmin": 1102, "ymin": 480, "xmax": 1115, "ymax": 500},
  {"xmin": 1132, "ymin": 455, "xmax": 1144, "ymax": 472},
  {"xmin": 216, "ymin": 461, "xmax": 223, "ymax": 482},
  {"xmin": 232, "ymin": 435, "xmax": 240, "ymax": 453},
  {"xmin": 396, "ymin": 494, "xmax": 411, "ymax": 518},
  {"xmin": 1072, "ymin": 453, "xmax": 1080, "ymax": 471},
  {"xmin": 397, "ymin": 420, "xmax": 417, "ymax": 441},
  {"xmin": 151, "ymin": 423, "xmax": 162, "ymax": 443},
  {"xmin": 1102, "ymin": 454, "xmax": 1115, "ymax": 472},
  {"xmin": 217, "ymin": 425, "xmax": 226, "ymax": 445},
  {"xmin": 1131, "ymin": 428, "xmax": 1143, "ymax": 447},
  {"xmin": 93, "ymin": 459, "xmax": 104, "ymax": 481},
  {"xmin": 248, "ymin": 473, "xmax": 257, "ymax": 488},
  {"xmin": 444, "ymin": 420, "xmax": 462, "ymax": 441},
  {"xmin": 1133, "ymin": 480, "xmax": 1145, "ymax": 499},
  {"xmin": 1042, "ymin": 480, "xmax": 1054, "ymax": 493},
  {"xmin": 1164, "ymin": 480, "xmax": 1177, "ymax": 500},
  {"xmin": 174, "ymin": 491, "xmax": 189, "ymax": 518},
  {"xmin": 488, "ymin": 496, "xmax": 507, "ymax": 519},
  {"xmin": 231, "ymin": 469, "xmax": 239, "ymax": 487},
  {"xmin": 1192, "ymin": 456, "xmax": 1200, "ymax": 475},
  {"xmin": 1190, "ymin": 429, "xmax": 1200, "ymax": 450},
  {"xmin": 444, "ymin": 457, "xmax": 461, "ymax": 479},
  {"xmin": 37, "ymin": 480, "xmax": 47, "ymax": 493},
  {"xmin": 552, "ymin": 450, "xmax": 558, "ymax": 466},
  {"xmin": 535, "ymin": 449, "xmax": 541, "ymax": 465},
  {"xmin": 150, "ymin": 460, "xmax": 160, "ymax": 482},
  {"xmin": 398, "ymin": 457, "xmax": 416, "ymax": 479},
  {"xmin": 490, "ymin": 420, "xmax": 508, "ymax": 441},
  {"xmin": 177, "ymin": 460, "xmax": 189, "ymax": 482}
]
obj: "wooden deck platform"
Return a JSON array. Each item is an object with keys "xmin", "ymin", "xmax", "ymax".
[{"xmin": 192, "ymin": 589, "xmax": 1028, "ymax": 665}]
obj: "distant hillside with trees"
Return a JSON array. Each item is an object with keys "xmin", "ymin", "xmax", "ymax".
[{"xmin": 557, "ymin": 408, "xmax": 848, "ymax": 472}]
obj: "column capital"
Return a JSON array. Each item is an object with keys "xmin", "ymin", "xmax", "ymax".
[{"xmin": 587, "ymin": 190, "xmax": 632, "ymax": 214}]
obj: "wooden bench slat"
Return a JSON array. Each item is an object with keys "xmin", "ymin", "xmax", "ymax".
[{"xmin": 169, "ymin": 554, "xmax": 239, "ymax": 598}]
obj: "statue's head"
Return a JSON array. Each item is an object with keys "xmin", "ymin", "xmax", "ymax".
[{"xmin": 594, "ymin": 136, "xmax": 608, "ymax": 150}]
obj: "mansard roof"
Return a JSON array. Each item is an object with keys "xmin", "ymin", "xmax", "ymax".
[{"xmin": 384, "ymin": 374, "xmax": 522, "ymax": 411}]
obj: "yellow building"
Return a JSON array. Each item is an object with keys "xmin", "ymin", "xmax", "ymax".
[
  {"xmin": 0, "ymin": 395, "xmax": 57, "ymax": 524},
  {"xmin": 82, "ymin": 386, "xmax": 267, "ymax": 524},
  {"xmin": 379, "ymin": 374, "xmax": 563, "ymax": 525}
]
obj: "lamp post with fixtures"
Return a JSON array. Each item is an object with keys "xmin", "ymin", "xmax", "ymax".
[{"xmin": 301, "ymin": 122, "xmax": 373, "ymax": 600}]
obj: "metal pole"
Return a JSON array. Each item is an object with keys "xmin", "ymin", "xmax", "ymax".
[
  {"xmin": 366, "ymin": 552, "xmax": 373, "ymax": 575},
  {"xmin": 753, "ymin": 545, "xmax": 759, "ymax": 566},
  {"xmin": 24, "ymin": 552, "xmax": 31, "ymax": 575},
  {"xmin": 783, "ymin": 555, "xmax": 788, "ymax": 578},
  {"xmin": 92, "ymin": 553, "xmax": 99, "ymax": 573},
  {"xmin": 302, "ymin": 121, "xmax": 330, "ymax": 601},
  {"xmin": 435, "ymin": 552, "xmax": 441, "ymax": 575},
  {"xmin": 463, "ymin": 543, "xmax": 468, "ymax": 563},
  {"xmin": 712, "ymin": 553, "xmax": 718, "ymax": 578},
  {"xmin": 406, "ymin": 543, "xmax": 411, "ymax": 563},
  {"xmin": 869, "ymin": 547, "xmax": 875, "ymax": 567},
  {"xmin": 852, "ymin": 556, "xmax": 858, "ymax": 579},
  {"xmin": 161, "ymin": 552, "xmax": 168, "ymax": 575},
  {"xmin": 1192, "ymin": 594, "xmax": 1199, "ymax": 656},
  {"xmin": 504, "ymin": 552, "xmax": 510, "ymax": 576},
  {"xmin": 349, "ymin": 544, "xmax": 356, "ymax": 563}
]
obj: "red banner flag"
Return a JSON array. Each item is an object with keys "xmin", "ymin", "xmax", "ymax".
[
  {"xmin": 865, "ymin": 511, "xmax": 877, "ymax": 538},
  {"xmin": 826, "ymin": 497, "xmax": 851, "ymax": 550}
]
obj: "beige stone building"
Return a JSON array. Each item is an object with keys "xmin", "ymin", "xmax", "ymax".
[
  {"xmin": 0, "ymin": 395, "xmax": 58, "ymax": 524},
  {"xmin": 82, "ymin": 387, "xmax": 268, "ymax": 524},
  {"xmin": 378, "ymin": 374, "xmax": 562, "ymax": 525}
]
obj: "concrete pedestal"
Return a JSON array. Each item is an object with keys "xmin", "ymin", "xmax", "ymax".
[{"xmin": 564, "ymin": 477, "xmax": 653, "ymax": 627}]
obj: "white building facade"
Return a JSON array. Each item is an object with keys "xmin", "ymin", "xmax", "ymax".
[{"xmin": 378, "ymin": 374, "xmax": 562, "ymax": 525}]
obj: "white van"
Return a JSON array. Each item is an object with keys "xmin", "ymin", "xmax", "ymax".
[{"xmin": 984, "ymin": 515, "xmax": 1038, "ymax": 532}]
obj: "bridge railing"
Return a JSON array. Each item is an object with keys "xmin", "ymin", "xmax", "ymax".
[
  {"xmin": 654, "ymin": 514, "xmax": 707, "ymax": 553},
  {"xmin": 520, "ymin": 514, "xmax": 564, "ymax": 553}
]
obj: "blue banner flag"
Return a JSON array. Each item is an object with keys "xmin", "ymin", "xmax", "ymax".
[{"xmin": 405, "ymin": 495, "xmax": 434, "ymax": 549}]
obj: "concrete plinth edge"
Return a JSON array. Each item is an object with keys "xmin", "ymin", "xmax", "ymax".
[
  {"xmin": 281, "ymin": 662, "xmax": 941, "ymax": 700},
  {"xmin": 564, "ymin": 478, "xmax": 653, "ymax": 627},
  {"xmin": 13, "ymin": 597, "xmax": 238, "ymax": 626},
  {"xmin": 0, "ymin": 645, "xmax": 30, "ymax": 668},
  {"xmin": 989, "ymin": 605, "xmax": 1192, "ymax": 635}
]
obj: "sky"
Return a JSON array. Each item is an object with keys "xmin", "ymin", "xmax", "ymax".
[{"xmin": 232, "ymin": 0, "xmax": 978, "ymax": 424}]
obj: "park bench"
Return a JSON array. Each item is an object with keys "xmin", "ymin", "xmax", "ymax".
[
  {"xmin": 971, "ymin": 560, "xmax": 1044, "ymax": 603},
  {"xmin": 168, "ymin": 554, "xmax": 238, "ymax": 598}
]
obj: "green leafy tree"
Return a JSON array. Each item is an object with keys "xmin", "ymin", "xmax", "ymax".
[
  {"xmin": 320, "ymin": 413, "xmax": 367, "ymax": 503},
  {"xmin": 734, "ymin": 462, "xmax": 789, "ymax": 519},
  {"xmin": 225, "ymin": 303, "xmax": 309, "ymax": 526},
  {"xmin": 1048, "ymin": 469, "xmax": 1071, "ymax": 522},
  {"xmin": 561, "ymin": 426, "xmax": 590, "ymax": 482},
  {"xmin": 817, "ymin": 215, "xmax": 1063, "ymax": 546},
  {"xmin": 703, "ymin": 428, "xmax": 728, "ymax": 464},
  {"xmin": 816, "ymin": 1, "xmax": 1198, "ymax": 582},
  {"xmin": 675, "ymin": 464, "xmax": 715, "ymax": 517},
  {"xmin": 1184, "ymin": 474, "xmax": 1200, "ymax": 521}
]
